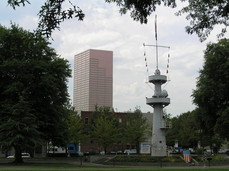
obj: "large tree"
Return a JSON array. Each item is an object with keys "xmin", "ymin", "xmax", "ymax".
[
  {"xmin": 6, "ymin": 0, "xmax": 229, "ymax": 40},
  {"xmin": 166, "ymin": 110, "xmax": 200, "ymax": 148},
  {"xmin": 0, "ymin": 25, "xmax": 71, "ymax": 163},
  {"xmin": 192, "ymin": 38, "xmax": 229, "ymax": 140}
]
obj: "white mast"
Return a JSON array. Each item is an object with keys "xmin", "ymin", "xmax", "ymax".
[{"xmin": 144, "ymin": 15, "xmax": 171, "ymax": 156}]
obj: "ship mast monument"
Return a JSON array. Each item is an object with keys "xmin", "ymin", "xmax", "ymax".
[{"xmin": 145, "ymin": 15, "xmax": 170, "ymax": 156}]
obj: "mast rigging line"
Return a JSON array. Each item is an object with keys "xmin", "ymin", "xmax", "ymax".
[{"xmin": 143, "ymin": 43, "xmax": 170, "ymax": 49}]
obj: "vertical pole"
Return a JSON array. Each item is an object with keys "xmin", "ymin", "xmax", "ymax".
[
  {"xmin": 155, "ymin": 15, "xmax": 159, "ymax": 70},
  {"xmin": 80, "ymin": 156, "xmax": 83, "ymax": 165},
  {"xmin": 156, "ymin": 39, "xmax": 158, "ymax": 70},
  {"xmin": 160, "ymin": 157, "xmax": 163, "ymax": 168}
]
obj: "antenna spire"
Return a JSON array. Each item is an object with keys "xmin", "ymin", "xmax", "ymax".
[
  {"xmin": 155, "ymin": 15, "xmax": 159, "ymax": 70},
  {"xmin": 143, "ymin": 15, "xmax": 170, "ymax": 72}
]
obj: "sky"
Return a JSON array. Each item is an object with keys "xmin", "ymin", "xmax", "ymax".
[{"xmin": 0, "ymin": 0, "xmax": 222, "ymax": 116}]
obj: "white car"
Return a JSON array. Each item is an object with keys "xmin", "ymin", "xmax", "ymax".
[
  {"xmin": 124, "ymin": 149, "xmax": 137, "ymax": 154},
  {"xmin": 7, "ymin": 153, "xmax": 30, "ymax": 159}
]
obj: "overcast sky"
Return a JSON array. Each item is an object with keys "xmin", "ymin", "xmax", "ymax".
[{"xmin": 0, "ymin": 0, "xmax": 222, "ymax": 116}]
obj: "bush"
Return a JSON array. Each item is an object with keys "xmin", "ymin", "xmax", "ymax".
[
  {"xmin": 213, "ymin": 155, "xmax": 227, "ymax": 161},
  {"xmin": 195, "ymin": 148, "xmax": 204, "ymax": 155},
  {"xmin": 111, "ymin": 156, "xmax": 183, "ymax": 163}
]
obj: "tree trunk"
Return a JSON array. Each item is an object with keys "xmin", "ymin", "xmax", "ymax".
[
  {"xmin": 136, "ymin": 142, "xmax": 140, "ymax": 154},
  {"xmin": 14, "ymin": 146, "xmax": 23, "ymax": 163},
  {"xmin": 104, "ymin": 145, "xmax": 107, "ymax": 154}
]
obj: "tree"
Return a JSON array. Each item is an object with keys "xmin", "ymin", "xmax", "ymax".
[
  {"xmin": 176, "ymin": 0, "xmax": 229, "ymax": 42},
  {"xmin": 7, "ymin": 0, "xmax": 85, "ymax": 38},
  {"xmin": 166, "ymin": 109, "xmax": 225, "ymax": 153},
  {"xmin": 123, "ymin": 108, "xmax": 150, "ymax": 154},
  {"xmin": 214, "ymin": 107, "xmax": 229, "ymax": 140},
  {"xmin": 106, "ymin": 0, "xmax": 229, "ymax": 41},
  {"xmin": 6, "ymin": 1, "xmax": 229, "ymax": 40},
  {"xmin": 192, "ymin": 38, "xmax": 229, "ymax": 140},
  {"xmin": 166, "ymin": 111, "xmax": 200, "ymax": 148},
  {"xmin": 0, "ymin": 95, "xmax": 40, "ymax": 163},
  {"xmin": 177, "ymin": 111, "xmax": 199, "ymax": 148},
  {"xmin": 91, "ymin": 106, "xmax": 119, "ymax": 154},
  {"xmin": 0, "ymin": 24, "xmax": 71, "ymax": 163},
  {"xmin": 105, "ymin": 0, "xmax": 176, "ymax": 24},
  {"xmin": 67, "ymin": 109, "xmax": 88, "ymax": 145},
  {"xmin": 91, "ymin": 105, "xmax": 114, "ymax": 122}
]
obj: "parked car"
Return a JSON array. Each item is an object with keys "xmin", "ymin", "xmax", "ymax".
[
  {"xmin": 7, "ymin": 153, "xmax": 30, "ymax": 159},
  {"xmin": 110, "ymin": 150, "xmax": 123, "ymax": 154},
  {"xmin": 218, "ymin": 149, "xmax": 229, "ymax": 154},
  {"xmin": 124, "ymin": 149, "xmax": 137, "ymax": 154}
]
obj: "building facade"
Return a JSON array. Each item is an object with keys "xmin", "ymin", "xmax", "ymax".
[
  {"xmin": 80, "ymin": 111, "xmax": 153, "ymax": 154},
  {"xmin": 73, "ymin": 49, "xmax": 113, "ymax": 111},
  {"xmin": 80, "ymin": 111, "xmax": 127, "ymax": 154}
]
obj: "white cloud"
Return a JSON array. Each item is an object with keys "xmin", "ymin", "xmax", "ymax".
[
  {"xmin": 2, "ymin": 0, "xmax": 223, "ymax": 116},
  {"xmin": 49, "ymin": 1, "xmax": 207, "ymax": 116}
]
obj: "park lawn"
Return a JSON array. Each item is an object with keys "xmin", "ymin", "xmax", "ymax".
[
  {"xmin": 0, "ymin": 163, "xmax": 229, "ymax": 171},
  {"xmin": 0, "ymin": 169, "xmax": 228, "ymax": 171}
]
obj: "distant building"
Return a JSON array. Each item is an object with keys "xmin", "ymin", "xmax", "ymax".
[
  {"xmin": 73, "ymin": 49, "xmax": 113, "ymax": 111},
  {"xmin": 80, "ymin": 111, "xmax": 153, "ymax": 154}
]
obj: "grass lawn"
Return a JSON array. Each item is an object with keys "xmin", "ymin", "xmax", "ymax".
[{"xmin": 0, "ymin": 163, "xmax": 228, "ymax": 171}]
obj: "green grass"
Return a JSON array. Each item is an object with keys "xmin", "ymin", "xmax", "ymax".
[
  {"xmin": 0, "ymin": 156, "xmax": 228, "ymax": 171},
  {"xmin": 0, "ymin": 163, "xmax": 228, "ymax": 171},
  {"xmin": 0, "ymin": 169, "xmax": 228, "ymax": 171}
]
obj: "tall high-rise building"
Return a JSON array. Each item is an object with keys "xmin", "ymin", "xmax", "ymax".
[{"xmin": 73, "ymin": 49, "xmax": 113, "ymax": 111}]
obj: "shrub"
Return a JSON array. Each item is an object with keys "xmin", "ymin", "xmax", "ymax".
[{"xmin": 111, "ymin": 156, "xmax": 183, "ymax": 163}]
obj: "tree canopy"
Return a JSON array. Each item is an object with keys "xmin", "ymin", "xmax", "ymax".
[
  {"xmin": 166, "ymin": 109, "xmax": 224, "ymax": 154},
  {"xmin": 6, "ymin": 0, "xmax": 229, "ymax": 40},
  {"xmin": 105, "ymin": 0, "xmax": 176, "ymax": 24},
  {"xmin": 0, "ymin": 24, "xmax": 71, "ymax": 163},
  {"xmin": 7, "ymin": 0, "xmax": 85, "ymax": 38},
  {"xmin": 91, "ymin": 106, "xmax": 120, "ymax": 154},
  {"xmin": 166, "ymin": 110, "xmax": 200, "ymax": 148},
  {"xmin": 107, "ymin": 0, "xmax": 229, "ymax": 41},
  {"xmin": 67, "ymin": 109, "xmax": 88, "ymax": 145},
  {"xmin": 123, "ymin": 108, "xmax": 150, "ymax": 154},
  {"xmin": 192, "ymin": 38, "xmax": 229, "ymax": 140},
  {"xmin": 177, "ymin": 0, "xmax": 229, "ymax": 41}
]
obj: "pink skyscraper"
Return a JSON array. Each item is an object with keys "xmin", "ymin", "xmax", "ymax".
[{"xmin": 73, "ymin": 49, "xmax": 113, "ymax": 111}]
